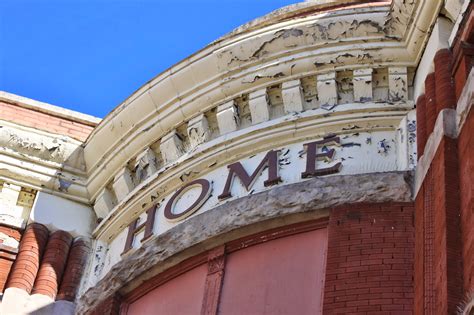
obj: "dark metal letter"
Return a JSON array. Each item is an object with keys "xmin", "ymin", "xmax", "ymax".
[
  {"xmin": 122, "ymin": 205, "xmax": 157, "ymax": 255},
  {"xmin": 301, "ymin": 136, "xmax": 342, "ymax": 178},
  {"xmin": 164, "ymin": 179, "xmax": 211, "ymax": 221},
  {"xmin": 218, "ymin": 150, "xmax": 281, "ymax": 200}
]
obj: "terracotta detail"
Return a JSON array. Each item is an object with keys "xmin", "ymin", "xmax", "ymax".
[
  {"xmin": 201, "ymin": 246, "xmax": 225, "ymax": 315},
  {"xmin": 32, "ymin": 230, "xmax": 73, "ymax": 298},
  {"xmin": 57, "ymin": 237, "xmax": 91, "ymax": 301},
  {"xmin": 6, "ymin": 223, "xmax": 49, "ymax": 293}
]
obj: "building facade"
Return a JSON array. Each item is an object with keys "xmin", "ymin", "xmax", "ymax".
[{"xmin": 0, "ymin": 0, "xmax": 472, "ymax": 314}]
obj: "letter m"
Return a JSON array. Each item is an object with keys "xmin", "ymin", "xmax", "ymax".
[{"xmin": 218, "ymin": 150, "xmax": 281, "ymax": 200}]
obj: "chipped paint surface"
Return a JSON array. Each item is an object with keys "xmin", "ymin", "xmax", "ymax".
[
  {"xmin": 83, "ymin": 0, "xmax": 442, "ymax": 203},
  {"xmin": 86, "ymin": 123, "xmax": 415, "ymax": 288},
  {"xmin": 0, "ymin": 1, "xmax": 467, "ymax": 313},
  {"xmin": 78, "ymin": 0, "xmax": 431, "ymax": 289},
  {"xmin": 0, "ymin": 120, "xmax": 89, "ymax": 204}
]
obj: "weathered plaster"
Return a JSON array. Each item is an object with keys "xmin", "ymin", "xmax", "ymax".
[
  {"xmin": 0, "ymin": 120, "xmax": 89, "ymax": 204},
  {"xmin": 84, "ymin": 1, "xmax": 442, "ymax": 204},
  {"xmin": 91, "ymin": 103, "xmax": 413, "ymax": 243}
]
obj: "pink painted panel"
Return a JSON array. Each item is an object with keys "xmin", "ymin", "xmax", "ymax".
[
  {"xmin": 219, "ymin": 228, "xmax": 328, "ymax": 315},
  {"xmin": 126, "ymin": 263, "xmax": 207, "ymax": 315}
]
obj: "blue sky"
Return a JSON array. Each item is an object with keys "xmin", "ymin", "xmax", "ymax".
[{"xmin": 0, "ymin": 0, "xmax": 297, "ymax": 118}]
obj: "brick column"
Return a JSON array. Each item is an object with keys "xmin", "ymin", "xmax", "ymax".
[
  {"xmin": 432, "ymin": 138, "xmax": 463, "ymax": 313},
  {"xmin": 414, "ymin": 137, "xmax": 464, "ymax": 313},
  {"xmin": 434, "ymin": 49, "xmax": 456, "ymax": 113},
  {"xmin": 32, "ymin": 230, "xmax": 72, "ymax": 299},
  {"xmin": 6, "ymin": 223, "xmax": 49, "ymax": 293},
  {"xmin": 57, "ymin": 237, "xmax": 91, "ymax": 301},
  {"xmin": 416, "ymin": 94, "xmax": 427, "ymax": 159},
  {"xmin": 424, "ymin": 73, "xmax": 437, "ymax": 136},
  {"xmin": 458, "ymin": 110, "xmax": 474, "ymax": 293}
]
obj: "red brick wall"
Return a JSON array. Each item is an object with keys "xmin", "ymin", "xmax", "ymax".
[
  {"xmin": 0, "ymin": 100, "xmax": 95, "ymax": 141},
  {"xmin": 414, "ymin": 137, "xmax": 464, "ymax": 314},
  {"xmin": 433, "ymin": 137, "xmax": 463, "ymax": 313},
  {"xmin": 458, "ymin": 110, "xmax": 474, "ymax": 293},
  {"xmin": 323, "ymin": 203, "xmax": 414, "ymax": 314},
  {"xmin": 0, "ymin": 224, "xmax": 22, "ymax": 292}
]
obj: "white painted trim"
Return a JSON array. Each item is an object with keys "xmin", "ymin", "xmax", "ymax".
[{"xmin": 83, "ymin": 0, "xmax": 442, "ymax": 204}]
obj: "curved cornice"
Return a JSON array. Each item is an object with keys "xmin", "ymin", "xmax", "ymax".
[{"xmin": 83, "ymin": 0, "xmax": 441, "ymax": 203}]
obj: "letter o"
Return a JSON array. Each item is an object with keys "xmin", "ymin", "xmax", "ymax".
[{"xmin": 164, "ymin": 179, "xmax": 211, "ymax": 222}]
